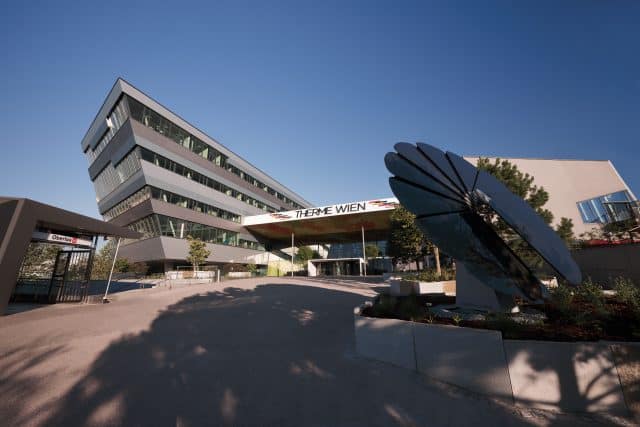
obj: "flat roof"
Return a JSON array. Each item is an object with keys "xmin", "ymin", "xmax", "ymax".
[
  {"xmin": 0, "ymin": 197, "xmax": 141, "ymax": 239},
  {"xmin": 243, "ymin": 198, "xmax": 398, "ymax": 245}
]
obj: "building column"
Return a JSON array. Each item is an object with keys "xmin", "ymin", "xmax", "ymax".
[
  {"xmin": 290, "ymin": 231, "xmax": 295, "ymax": 277},
  {"xmin": 361, "ymin": 225, "xmax": 367, "ymax": 277},
  {"xmin": 0, "ymin": 199, "xmax": 37, "ymax": 315}
]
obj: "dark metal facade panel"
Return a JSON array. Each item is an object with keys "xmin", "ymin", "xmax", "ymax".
[
  {"xmin": 107, "ymin": 198, "xmax": 155, "ymax": 227},
  {"xmin": 88, "ymin": 120, "xmax": 137, "ymax": 180},
  {"xmin": 0, "ymin": 199, "xmax": 36, "ymax": 314},
  {"xmin": 117, "ymin": 236, "xmax": 167, "ymax": 263},
  {"xmin": 81, "ymin": 79, "xmax": 126, "ymax": 151},
  {"xmin": 96, "ymin": 169, "xmax": 146, "ymax": 215}
]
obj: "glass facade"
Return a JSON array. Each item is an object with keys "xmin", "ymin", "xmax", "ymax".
[
  {"xmin": 150, "ymin": 186, "xmax": 241, "ymax": 223},
  {"xmin": 102, "ymin": 186, "xmax": 151, "ymax": 220},
  {"xmin": 139, "ymin": 147, "xmax": 279, "ymax": 213},
  {"xmin": 126, "ymin": 214, "xmax": 264, "ymax": 250},
  {"xmin": 223, "ymin": 162, "xmax": 303, "ymax": 209},
  {"xmin": 93, "ymin": 148, "xmax": 142, "ymax": 201},
  {"xmin": 577, "ymin": 190, "xmax": 633, "ymax": 224},
  {"xmin": 85, "ymin": 93, "xmax": 305, "ymax": 210},
  {"xmin": 126, "ymin": 95, "xmax": 303, "ymax": 210},
  {"xmin": 102, "ymin": 185, "xmax": 242, "ymax": 223},
  {"xmin": 127, "ymin": 96, "xmax": 228, "ymax": 167},
  {"xmin": 85, "ymin": 96, "xmax": 130, "ymax": 163}
]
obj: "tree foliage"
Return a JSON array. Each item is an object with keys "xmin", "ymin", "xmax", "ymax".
[
  {"xmin": 91, "ymin": 240, "xmax": 117, "ymax": 280},
  {"xmin": 476, "ymin": 157, "xmax": 554, "ymax": 225},
  {"xmin": 295, "ymin": 246, "xmax": 319, "ymax": 264},
  {"xmin": 186, "ymin": 235, "xmax": 211, "ymax": 271},
  {"xmin": 114, "ymin": 258, "xmax": 130, "ymax": 273},
  {"xmin": 476, "ymin": 157, "xmax": 576, "ymax": 265},
  {"xmin": 387, "ymin": 206, "xmax": 430, "ymax": 268},
  {"xmin": 20, "ymin": 243, "xmax": 60, "ymax": 279},
  {"xmin": 555, "ymin": 217, "xmax": 575, "ymax": 247},
  {"xmin": 364, "ymin": 244, "xmax": 380, "ymax": 259}
]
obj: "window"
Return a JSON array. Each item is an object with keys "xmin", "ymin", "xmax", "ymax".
[
  {"xmin": 126, "ymin": 214, "xmax": 254, "ymax": 249},
  {"xmin": 92, "ymin": 148, "xmax": 141, "ymax": 201},
  {"xmin": 577, "ymin": 190, "xmax": 633, "ymax": 224},
  {"xmin": 102, "ymin": 186, "xmax": 152, "ymax": 220},
  {"xmin": 139, "ymin": 147, "xmax": 279, "ymax": 213},
  {"xmin": 85, "ymin": 96, "xmax": 130, "ymax": 164}
]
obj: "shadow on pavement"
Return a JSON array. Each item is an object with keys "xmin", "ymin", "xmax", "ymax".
[{"xmin": 15, "ymin": 282, "xmax": 612, "ymax": 426}]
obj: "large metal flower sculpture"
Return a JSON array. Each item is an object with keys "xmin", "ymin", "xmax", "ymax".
[{"xmin": 385, "ymin": 143, "xmax": 582, "ymax": 306}]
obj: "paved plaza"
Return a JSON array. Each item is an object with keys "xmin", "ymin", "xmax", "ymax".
[{"xmin": 0, "ymin": 278, "xmax": 633, "ymax": 426}]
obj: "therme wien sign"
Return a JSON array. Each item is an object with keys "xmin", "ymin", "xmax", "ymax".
[{"xmin": 242, "ymin": 198, "xmax": 399, "ymax": 225}]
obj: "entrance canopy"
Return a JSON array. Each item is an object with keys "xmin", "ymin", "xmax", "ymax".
[
  {"xmin": 243, "ymin": 198, "xmax": 398, "ymax": 246},
  {"xmin": 0, "ymin": 197, "xmax": 141, "ymax": 314}
]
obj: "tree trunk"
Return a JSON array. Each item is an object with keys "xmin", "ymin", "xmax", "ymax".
[{"xmin": 434, "ymin": 246, "xmax": 441, "ymax": 276}]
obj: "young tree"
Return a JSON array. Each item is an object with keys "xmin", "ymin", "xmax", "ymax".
[
  {"xmin": 246, "ymin": 263, "xmax": 257, "ymax": 276},
  {"xmin": 555, "ymin": 217, "xmax": 575, "ymax": 247},
  {"xmin": 387, "ymin": 206, "xmax": 429, "ymax": 270},
  {"xmin": 186, "ymin": 235, "xmax": 211, "ymax": 272},
  {"xmin": 130, "ymin": 261, "xmax": 150, "ymax": 276},
  {"xmin": 365, "ymin": 244, "xmax": 380, "ymax": 259},
  {"xmin": 295, "ymin": 246, "xmax": 317, "ymax": 270},
  {"xmin": 91, "ymin": 240, "xmax": 117, "ymax": 280},
  {"xmin": 114, "ymin": 258, "xmax": 130, "ymax": 273}
]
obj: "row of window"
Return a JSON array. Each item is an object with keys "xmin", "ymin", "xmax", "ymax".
[
  {"xmin": 101, "ymin": 184, "xmax": 243, "ymax": 224},
  {"xmin": 85, "ymin": 97, "xmax": 130, "ymax": 163},
  {"xmin": 127, "ymin": 96, "xmax": 228, "ymax": 167},
  {"xmin": 126, "ymin": 95, "xmax": 303, "ymax": 210},
  {"xmin": 222, "ymin": 162, "xmax": 302, "ymax": 208},
  {"xmin": 102, "ymin": 186, "xmax": 152, "ymax": 220},
  {"xmin": 93, "ymin": 149, "xmax": 142, "ymax": 201},
  {"xmin": 86, "ymin": 94, "xmax": 305, "ymax": 210},
  {"xmin": 126, "ymin": 214, "xmax": 264, "ymax": 250},
  {"xmin": 139, "ymin": 147, "xmax": 279, "ymax": 213},
  {"xmin": 577, "ymin": 190, "xmax": 634, "ymax": 224}
]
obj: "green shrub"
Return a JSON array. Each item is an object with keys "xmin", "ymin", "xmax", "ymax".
[
  {"xmin": 550, "ymin": 284, "xmax": 574, "ymax": 312},
  {"xmin": 452, "ymin": 314, "xmax": 462, "ymax": 326},
  {"xmin": 614, "ymin": 277, "xmax": 639, "ymax": 311},
  {"xmin": 486, "ymin": 313, "xmax": 521, "ymax": 338},
  {"xmin": 371, "ymin": 295, "xmax": 396, "ymax": 318},
  {"xmin": 396, "ymin": 294, "xmax": 424, "ymax": 321},
  {"xmin": 404, "ymin": 268, "xmax": 455, "ymax": 282},
  {"xmin": 575, "ymin": 279, "xmax": 608, "ymax": 316}
]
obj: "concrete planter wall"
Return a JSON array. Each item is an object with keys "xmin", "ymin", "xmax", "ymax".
[
  {"xmin": 389, "ymin": 279, "xmax": 455, "ymax": 296},
  {"xmin": 354, "ymin": 304, "xmax": 631, "ymax": 415}
]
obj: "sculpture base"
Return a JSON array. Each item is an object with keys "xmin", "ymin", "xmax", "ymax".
[{"xmin": 456, "ymin": 263, "xmax": 518, "ymax": 313}]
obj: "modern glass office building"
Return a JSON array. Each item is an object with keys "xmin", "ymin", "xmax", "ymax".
[
  {"xmin": 82, "ymin": 79, "xmax": 637, "ymax": 274},
  {"xmin": 81, "ymin": 79, "xmax": 311, "ymax": 271}
]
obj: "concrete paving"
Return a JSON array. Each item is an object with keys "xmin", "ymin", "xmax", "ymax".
[
  {"xmin": 0, "ymin": 278, "xmax": 633, "ymax": 426},
  {"xmin": 505, "ymin": 341, "xmax": 628, "ymax": 415}
]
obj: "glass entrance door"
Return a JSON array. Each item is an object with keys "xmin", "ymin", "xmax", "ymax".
[{"xmin": 47, "ymin": 249, "xmax": 92, "ymax": 303}]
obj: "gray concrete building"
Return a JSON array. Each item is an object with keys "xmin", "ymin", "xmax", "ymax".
[{"xmin": 81, "ymin": 79, "xmax": 311, "ymax": 272}]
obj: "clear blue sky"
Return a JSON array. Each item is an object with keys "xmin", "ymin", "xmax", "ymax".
[{"xmin": 1, "ymin": 1, "xmax": 638, "ymax": 218}]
